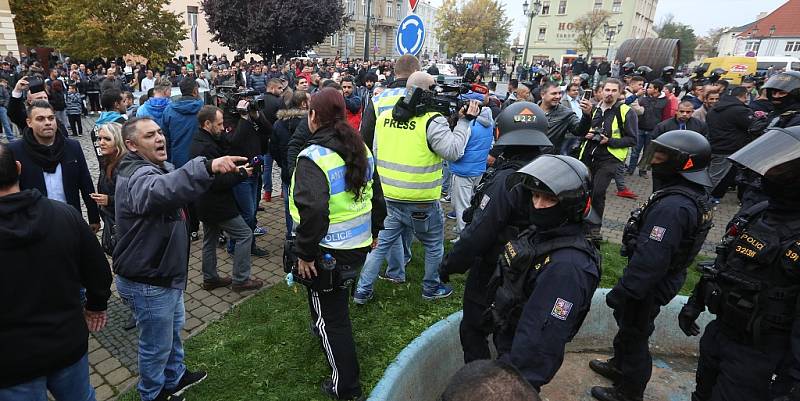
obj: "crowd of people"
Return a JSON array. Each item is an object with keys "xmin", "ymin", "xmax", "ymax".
[{"xmin": 0, "ymin": 44, "xmax": 799, "ymax": 401}]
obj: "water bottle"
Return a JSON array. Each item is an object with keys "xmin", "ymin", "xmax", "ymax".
[{"xmin": 319, "ymin": 253, "xmax": 337, "ymax": 291}]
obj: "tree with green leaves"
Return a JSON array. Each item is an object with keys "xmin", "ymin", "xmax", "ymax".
[
  {"xmin": 435, "ymin": 0, "xmax": 512, "ymax": 60},
  {"xmin": 44, "ymin": 0, "xmax": 186, "ymax": 66},
  {"xmin": 9, "ymin": 0, "xmax": 54, "ymax": 48},
  {"xmin": 203, "ymin": 0, "xmax": 344, "ymax": 59},
  {"xmin": 655, "ymin": 14, "xmax": 697, "ymax": 65},
  {"xmin": 573, "ymin": 10, "xmax": 611, "ymax": 59}
]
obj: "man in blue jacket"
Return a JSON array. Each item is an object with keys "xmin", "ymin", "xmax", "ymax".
[
  {"xmin": 137, "ymin": 77, "xmax": 172, "ymax": 128},
  {"xmin": 449, "ymin": 92, "xmax": 494, "ymax": 237},
  {"xmin": 162, "ymin": 78, "xmax": 204, "ymax": 168},
  {"xmin": 114, "ymin": 116, "xmax": 246, "ymax": 401}
]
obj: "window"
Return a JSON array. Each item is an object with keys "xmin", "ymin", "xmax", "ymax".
[
  {"xmin": 330, "ymin": 33, "xmax": 339, "ymax": 47},
  {"xmin": 362, "ymin": 0, "xmax": 368, "ymax": 17},
  {"xmin": 612, "ymin": 0, "xmax": 622, "ymax": 12},
  {"xmin": 387, "ymin": 1, "xmax": 393, "ymax": 17},
  {"xmin": 593, "ymin": 0, "xmax": 602, "ymax": 10},
  {"xmin": 347, "ymin": 29, "xmax": 356, "ymax": 48},
  {"xmin": 785, "ymin": 41, "xmax": 800, "ymax": 52},
  {"xmin": 396, "ymin": 2, "xmax": 401, "ymax": 20},
  {"xmin": 745, "ymin": 41, "xmax": 760, "ymax": 53},
  {"xmin": 347, "ymin": 0, "xmax": 355, "ymax": 14},
  {"xmin": 186, "ymin": 6, "xmax": 198, "ymax": 26},
  {"xmin": 541, "ymin": 1, "xmax": 550, "ymax": 15},
  {"xmin": 538, "ymin": 27, "xmax": 547, "ymax": 41},
  {"xmin": 558, "ymin": 0, "xmax": 567, "ymax": 14}
]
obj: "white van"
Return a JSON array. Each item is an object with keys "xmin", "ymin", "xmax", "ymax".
[{"xmin": 755, "ymin": 56, "xmax": 800, "ymax": 74}]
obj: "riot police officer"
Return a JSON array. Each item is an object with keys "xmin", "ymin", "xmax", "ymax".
[
  {"xmin": 590, "ymin": 130, "xmax": 715, "ymax": 401},
  {"xmin": 661, "ymin": 66, "xmax": 680, "ymax": 96},
  {"xmin": 487, "ymin": 155, "xmax": 601, "ymax": 391},
  {"xmin": 678, "ymin": 126, "xmax": 800, "ymax": 401},
  {"xmin": 738, "ymin": 70, "xmax": 800, "ymax": 210},
  {"xmin": 438, "ymin": 101, "xmax": 553, "ymax": 363}
]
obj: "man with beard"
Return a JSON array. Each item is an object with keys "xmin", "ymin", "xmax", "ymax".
[{"xmin": 7, "ymin": 100, "xmax": 100, "ymax": 230}]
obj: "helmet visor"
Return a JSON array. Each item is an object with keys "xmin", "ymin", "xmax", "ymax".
[
  {"xmin": 728, "ymin": 128, "xmax": 800, "ymax": 176},
  {"xmin": 638, "ymin": 141, "xmax": 687, "ymax": 172},
  {"xmin": 509, "ymin": 155, "xmax": 588, "ymax": 197}
]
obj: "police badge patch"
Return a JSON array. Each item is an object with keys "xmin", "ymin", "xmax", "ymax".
[
  {"xmin": 649, "ymin": 226, "xmax": 667, "ymax": 242},
  {"xmin": 551, "ymin": 298, "xmax": 573, "ymax": 320},
  {"xmin": 479, "ymin": 194, "xmax": 491, "ymax": 210}
]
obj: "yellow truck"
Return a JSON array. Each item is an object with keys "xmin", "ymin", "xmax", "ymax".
[{"xmin": 697, "ymin": 56, "xmax": 757, "ymax": 85}]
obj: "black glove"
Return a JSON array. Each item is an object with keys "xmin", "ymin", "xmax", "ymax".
[
  {"xmin": 678, "ymin": 304, "xmax": 703, "ymax": 336},
  {"xmin": 605, "ymin": 289, "xmax": 626, "ymax": 310}
]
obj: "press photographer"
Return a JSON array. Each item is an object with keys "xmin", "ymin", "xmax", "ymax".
[{"xmin": 353, "ymin": 71, "xmax": 478, "ymax": 305}]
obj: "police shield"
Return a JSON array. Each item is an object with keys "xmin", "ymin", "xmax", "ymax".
[{"xmin": 728, "ymin": 127, "xmax": 800, "ymax": 177}]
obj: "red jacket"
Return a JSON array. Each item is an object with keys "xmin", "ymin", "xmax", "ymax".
[{"xmin": 346, "ymin": 108, "xmax": 362, "ymax": 131}]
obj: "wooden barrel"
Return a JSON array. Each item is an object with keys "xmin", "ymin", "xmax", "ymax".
[{"xmin": 616, "ymin": 38, "xmax": 681, "ymax": 80}]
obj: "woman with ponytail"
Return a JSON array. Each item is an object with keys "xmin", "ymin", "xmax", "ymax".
[{"xmin": 288, "ymin": 87, "xmax": 386, "ymax": 400}]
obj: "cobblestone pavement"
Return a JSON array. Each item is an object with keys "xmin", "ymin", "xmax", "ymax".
[{"xmin": 16, "ymin": 116, "xmax": 739, "ymax": 400}]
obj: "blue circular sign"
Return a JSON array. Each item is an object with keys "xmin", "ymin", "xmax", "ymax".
[{"xmin": 396, "ymin": 14, "xmax": 425, "ymax": 56}]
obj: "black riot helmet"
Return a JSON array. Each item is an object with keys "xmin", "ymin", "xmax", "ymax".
[
  {"xmin": 635, "ymin": 65, "xmax": 653, "ymax": 77},
  {"xmin": 640, "ymin": 130, "xmax": 712, "ymax": 187},
  {"xmin": 708, "ymin": 68, "xmax": 727, "ymax": 83},
  {"xmin": 494, "ymin": 101, "xmax": 552, "ymax": 148},
  {"xmin": 763, "ymin": 70, "xmax": 800, "ymax": 101},
  {"xmin": 508, "ymin": 155, "xmax": 592, "ymax": 224},
  {"xmin": 662, "ymin": 66, "xmax": 675, "ymax": 78}
]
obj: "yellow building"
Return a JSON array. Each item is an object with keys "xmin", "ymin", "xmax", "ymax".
[{"xmin": 523, "ymin": 0, "xmax": 658, "ymax": 64}]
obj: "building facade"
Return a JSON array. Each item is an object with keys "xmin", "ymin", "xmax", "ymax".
[
  {"xmin": 0, "ymin": 0, "xmax": 19, "ymax": 56},
  {"xmin": 165, "ymin": 0, "xmax": 240, "ymax": 60},
  {"xmin": 313, "ymin": 0, "xmax": 402, "ymax": 60},
  {"xmin": 410, "ymin": 0, "xmax": 442, "ymax": 61},
  {"xmin": 728, "ymin": 0, "xmax": 800, "ymax": 59},
  {"xmin": 522, "ymin": 0, "xmax": 658, "ymax": 64}
]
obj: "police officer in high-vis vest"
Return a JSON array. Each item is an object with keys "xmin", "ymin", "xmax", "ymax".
[
  {"xmin": 590, "ymin": 130, "xmax": 715, "ymax": 401},
  {"xmin": 438, "ymin": 101, "xmax": 553, "ymax": 363},
  {"xmin": 678, "ymin": 126, "xmax": 800, "ymax": 401},
  {"xmin": 353, "ymin": 71, "xmax": 476, "ymax": 304},
  {"xmin": 578, "ymin": 78, "xmax": 638, "ymax": 237},
  {"xmin": 486, "ymin": 155, "xmax": 601, "ymax": 391},
  {"xmin": 289, "ymin": 88, "xmax": 387, "ymax": 401}
]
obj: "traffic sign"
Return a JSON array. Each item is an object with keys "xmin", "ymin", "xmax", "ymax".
[
  {"xmin": 396, "ymin": 14, "xmax": 425, "ymax": 56},
  {"xmin": 408, "ymin": 0, "xmax": 419, "ymax": 11}
]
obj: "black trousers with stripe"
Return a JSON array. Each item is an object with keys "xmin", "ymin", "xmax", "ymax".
[{"xmin": 307, "ymin": 287, "xmax": 361, "ymax": 399}]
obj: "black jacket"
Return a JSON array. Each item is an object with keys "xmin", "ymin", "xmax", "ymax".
[
  {"xmin": 652, "ymin": 116, "xmax": 707, "ymax": 139},
  {"xmin": 637, "ymin": 95, "xmax": 669, "ymax": 131},
  {"xmin": 292, "ymin": 126, "xmax": 387, "ymax": 265},
  {"xmin": 261, "ymin": 92, "xmax": 285, "ymax": 125},
  {"xmin": 0, "ymin": 189, "xmax": 111, "ymax": 388},
  {"xmin": 229, "ymin": 116, "xmax": 269, "ymax": 165},
  {"xmin": 583, "ymin": 102, "xmax": 638, "ymax": 163},
  {"xmin": 9, "ymin": 95, "xmax": 71, "ymax": 136},
  {"xmin": 705, "ymin": 95, "xmax": 754, "ymax": 154},
  {"xmin": 189, "ymin": 128, "xmax": 244, "ymax": 223},
  {"xmin": 542, "ymin": 103, "xmax": 591, "ymax": 152},
  {"xmin": 8, "ymin": 133, "xmax": 100, "ymax": 224},
  {"xmin": 272, "ymin": 108, "xmax": 306, "ymax": 185},
  {"xmin": 287, "ymin": 117, "xmax": 312, "ymax": 175}
]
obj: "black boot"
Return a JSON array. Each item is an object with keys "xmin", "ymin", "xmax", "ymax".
[
  {"xmin": 590, "ymin": 386, "xmax": 643, "ymax": 401},
  {"xmin": 589, "ymin": 359, "xmax": 623, "ymax": 382}
]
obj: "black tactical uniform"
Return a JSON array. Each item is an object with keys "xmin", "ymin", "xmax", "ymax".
[
  {"xmin": 679, "ymin": 126, "xmax": 800, "ymax": 401},
  {"xmin": 487, "ymin": 155, "xmax": 601, "ymax": 391},
  {"xmin": 739, "ymin": 71, "xmax": 800, "ymax": 210},
  {"xmin": 661, "ymin": 66, "xmax": 680, "ymax": 96},
  {"xmin": 439, "ymin": 102, "xmax": 553, "ymax": 363},
  {"xmin": 591, "ymin": 130, "xmax": 715, "ymax": 401}
]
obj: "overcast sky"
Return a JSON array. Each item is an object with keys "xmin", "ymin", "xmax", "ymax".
[{"xmin": 424, "ymin": 0, "xmax": 787, "ymax": 39}]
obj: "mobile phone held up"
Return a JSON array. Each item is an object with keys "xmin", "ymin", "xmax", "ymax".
[{"xmin": 582, "ymin": 89, "xmax": 592, "ymax": 101}]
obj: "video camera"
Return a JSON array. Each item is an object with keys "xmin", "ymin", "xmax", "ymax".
[
  {"xmin": 392, "ymin": 82, "xmax": 486, "ymax": 122},
  {"xmin": 216, "ymin": 85, "xmax": 262, "ymax": 129}
]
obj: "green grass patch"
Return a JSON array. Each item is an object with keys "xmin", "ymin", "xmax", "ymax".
[{"xmin": 118, "ymin": 241, "xmax": 701, "ymax": 400}]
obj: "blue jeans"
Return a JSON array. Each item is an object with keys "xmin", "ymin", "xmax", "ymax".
[
  {"xmin": 0, "ymin": 354, "xmax": 95, "ymax": 401},
  {"xmin": 261, "ymin": 154, "xmax": 273, "ymax": 193},
  {"xmin": 0, "ymin": 106, "xmax": 13, "ymax": 142},
  {"xmin": 116, "ymin": 277, "xmax": 186, "ymax": 401},
  {"xmin": 232, "ymin": 176, "xmax": 258, "ymax": 230},
  {"xmin": 356, "ymin": 200, "xmax": 444, "ymax": 294},
  {"xmin": 627, "ymin": 130, "xmax": 651, "ymax": 173},
  {"xmin": 384, "ymin": 227, "xmax": 413, "ymax": 281}
]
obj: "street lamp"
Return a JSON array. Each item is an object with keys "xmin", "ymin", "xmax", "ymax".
[
  {"xmin": 603, "ymin": 21, "xmax": 624, "ymax": 58},
  {"xmin": 363, "ymin": 0, "xmax": 372, "ymax": 60},
  {"xmin": 521, "ymin": 0, "xmax": 542, "ymax": 66}
]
